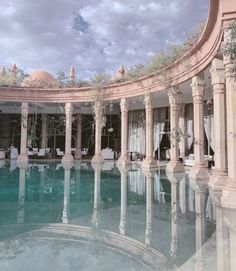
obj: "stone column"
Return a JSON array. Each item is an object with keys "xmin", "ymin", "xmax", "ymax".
[
  {"xmin": 142, "ymin": 93, "xmax": 157, "ymax": 169},
  {"xmin": 62, "ymin": 103, "xmax": 74, "ymax": 163},
  {"xmin": 118, "ymin": 165, "xmax": 128, "ymax": 235},
  {"xmin": 166, "ymin": 87, "xmax": 184, "ymax": 172},
  {"xmin": 222, "ymin": 29, "xmax": 236, "ymax": 209},
  {"xmin": 62, "ymin": 162, "xmax": 72, "ymax": 224},
  {"xmin": 189, "ymin": 75, "xmax": 209, "ymax": 181},
  {"xmin": 209, "ymin": 58, "xmax": 227, "ymax": 190},
  {"xmin": 91, "ymin": 100, "xmax": 104, "ymax": 164},
  {"xmin": 18, "ymin": 102, "xmax": 29, "ymax": 163},
  {"xmin": 75, "ymin": 114, "xmax": 82, "ymax": 160},
  {"xmin": 41, "ymin": 113, "xmax": 47, "ymax": 149},
  {"xmin": 117, "ymin": 98, "xmax": 130, "ymax": 166},
  {"xmin": 179, "ymin": 104, "xmax": 186, "ymax": 159}
]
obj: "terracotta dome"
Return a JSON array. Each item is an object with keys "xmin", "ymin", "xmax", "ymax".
[{"xmin": 21, "ymin": 70, "xmax": 59, "ymax": 88}]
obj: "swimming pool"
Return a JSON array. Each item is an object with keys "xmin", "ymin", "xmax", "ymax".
[{"xmin": 0, "ymin": 161, "xmax": 216, "ymax": 270}]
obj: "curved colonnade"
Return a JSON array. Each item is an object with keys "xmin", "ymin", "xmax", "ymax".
[{"xmin": 0, "ymin": 0, "xmax": 236, "ymax": 247}]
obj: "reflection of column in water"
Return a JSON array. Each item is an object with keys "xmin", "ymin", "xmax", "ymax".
[
  {"xmin": 191, "ymin": 180, "xmax": 208, "ymax": 271},
  {"xmin": 118, "ymin": 165, "xmax": 128, "ymax": 235},
  {"xmin": 17, "ymin": 166, "xmax": 27, "ymax": 224},
  {"xmin": 212, "ymin": 194, "xmax": 230, "ymax": 271},
  {"xmin": 170, "ymin": 179, "xmax": 179, "ymax": 258},
  {"xmin": 144, "ymin": 170, "xmax": 153, "ymax": 246},
  {"xmin": 92, "ymin": 165, "xmax": 102, "ymax": 228},
  {"xmin": 62, "ymin": 165, "xmax": 72, "ymax": 224},
  {"xmin": 179, "ymin": 176, "xmax": 186, "ymax": 214},
  {"xmin": 223, "ymin": 208, "xmax": 236, "ymax": 271},
  {"xmin": 166, "ymin": 171, "xmax": 184, "ymax": 259}
]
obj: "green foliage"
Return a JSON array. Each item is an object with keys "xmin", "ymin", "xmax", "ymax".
[
  {"xmin": 222, "ymin": 22, "xmax": 236, "ymax": 73},
  {"xmin": 89, "ymin": 71, "xmax": 111, "ymax": 90}
]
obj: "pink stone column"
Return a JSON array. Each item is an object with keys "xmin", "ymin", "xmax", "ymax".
[
  {"xmin": 41, "ymin": 113, "xmax": 47, "ymax": 149},
  {"xmin": 209, "ymin": 58, "xmax": 227, "ymax": 190},
  {"xmin": 75, "ymin": 114, "xmax": 82, "ymax": 160},
  {"xmin": 62, "ymin": 103, "xmax": 74, "ymax": 163},
  {"xmin": 166, "ymin": 87, "xmax": 183, "ymax": 172},
  {"xmin": 222, "ymin": 29, "xmax": 236, "ymax": 209},
  {"xmin": 18, "ymin": 102, "xmax": 29, "ymax": 163},
  {"xmin": 179, "ymin": 104, "xmax": 186, "ymax": 159},
  {"xmin": 91, "ymin": 100, "xmax": 104, "ymax": 163},
  {"xmin": 142, "ymin": 93, "xmax": 157, "ymax": 169},
  {"xmin": 189, "ymin": 75, "xmax": 209, "ymax": 181},
  {"xmin": 117, "ymin": 98, "xmax": 130, "ymax": 166}
]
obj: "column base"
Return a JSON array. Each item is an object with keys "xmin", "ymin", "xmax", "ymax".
[
  {"xmin": 75, "ymin": 150, "xmax": 82, "ymax": 160},
  {"xmin": 222, "ymin": 180, "xmax": 236, "ymax": 209},
  {"xmin": 62, "ymin": 153, "xmax": 74, "ymax": 163},
  {"xmin": 91, "ymin": 154, "xmax": 104, "ymax": 164},
  {"xmin": 141, "ymin": 158, "xmax": 157, "ymax": 170},
  {"xmin": 209, "ymin": 170, "xmax": 228, "ymax": 191},
  {"xmin": 117, "ymin": 156, "xmax": 131, "ymax": 167},
  {"xmin": 189, "ymin": 165, "xmax": 209, "ymax": 181},
  {"xmin": 17, "ymin": 154, "xmax": 29, "ymax": 164},
  {"xmin": 166, "ymin": 160, "xmax": 184, "ymax": 173}
]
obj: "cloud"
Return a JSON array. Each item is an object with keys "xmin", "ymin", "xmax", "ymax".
[{"xmin": 0, "ymin": 0, "xmax": 209, "ymax": 80}]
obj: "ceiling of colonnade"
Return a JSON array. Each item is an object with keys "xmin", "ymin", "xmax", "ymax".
[{"xmin": 0, "ymin": 0, "xmax": 209, "ymax": 80}]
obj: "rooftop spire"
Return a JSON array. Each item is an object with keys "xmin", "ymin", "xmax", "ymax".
[{"xmin": 70, "ymin": 66, "xmax": 75, "ymax": 81}]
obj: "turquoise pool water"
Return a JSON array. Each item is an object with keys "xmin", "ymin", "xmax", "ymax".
[{"xmin": 0, "ymin": 161, "xmax": 216, "ymax": 271}]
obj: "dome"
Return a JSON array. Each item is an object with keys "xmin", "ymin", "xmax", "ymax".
[{"xmin": 21, "ymin": 70, "xmax": 59, "ymax": 88}]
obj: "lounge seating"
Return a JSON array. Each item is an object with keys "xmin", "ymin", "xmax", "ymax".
[
  {"xmin": 183, "ymin": 154, "xmax": 213, "ymax": 167},
  {"xmin": 38, "ymin": 149, "xmax": 46, "ymax": 158},
  {"xmin": 81, "ymin": 148, "xmax": 88, "ymax": 156},
  {"xmin": 183, "ymin": 154, "xmax": 195, "ymax": 167},
  {"xmin": 27, "ymin": 150, "xmax": 34, "ymax": 157},
  {"xmin": 56, "ymin": 148, "xmax": 64, "ymax": 157},
  {"xmin": 101, "ymin": 148, "xmax": 114, "ymax": 160},
  {"xmin": 32, "ymin": 148, "xmax": 39, "ymax": 155},
  {"xmin": 0, "ymin": 150, "xmax": 5, "ymax": 159},
  {"xmin": 10, "ymin": 147, "xmax": 18, "ymax": 160}
]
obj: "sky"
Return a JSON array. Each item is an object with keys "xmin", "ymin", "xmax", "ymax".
[{"xmin": 0, "ymin": 0, "xmax": 209, "ymax": 80}]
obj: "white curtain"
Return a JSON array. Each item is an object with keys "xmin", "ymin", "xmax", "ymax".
[
  {"xmin": 186, "ymin": 104, "xmax": 193, "ymax": 150},
  {"xmin": 128, "ymin": 110, "xmax": 146, "ymax": 155},
  {"xmin": 153, "ymin": 107, "xmax": 167, "ymax": 152},
  {"xmin": 128, "ymin": 170, "xmax": 145, "ymax": 195},
  {"xmin": 204, "ymin": 115, "xmax": 214, "ymax": 151}
]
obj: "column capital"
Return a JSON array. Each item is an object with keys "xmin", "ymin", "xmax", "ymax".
[
  {"xmin": 93, "ymin": 99, "xmax": 102, "ymax": 115},
  {"xmin": 191, "ymin": 75, "xmax": 205, "ymax": 97},
  {"xmin": 21, "ymin": 102, "xmax": 28, "ymax": 115},
  {"xmin": 168, "ymin": 86, "xmax": 181, "ymax": 105},
  {"xmin": 65, "ymin": 102, "xmax": 73, "ymax": 114},
  {"xmin": 210, "ymin": 58, "xmax": 225, "ymax": 85},
  {"xmin": 144, "ymin": 92, "xmax": 152, "ymax": 109},
  {"xmin": 120, "ymin": 98, "xmax": 128, "ymax": 112}
]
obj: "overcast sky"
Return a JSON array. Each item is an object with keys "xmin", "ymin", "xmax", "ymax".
[{"xmin": 0, "ymin": 0, "xmax": 209, "ymax": 80}]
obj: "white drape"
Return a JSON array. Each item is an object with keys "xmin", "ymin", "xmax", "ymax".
[
  {"xmin": 128, "ymin": 110, "xmax": 146, "ymax": 155},
  {"xmin": 153, "ymin": 108, "xmax": 166, "ymax": 152},
  {"xmin": 128, "ymin": 170, "xmax": 145, "ymax": 195},
  {"xmin": 205, "ymin": 195, "xmax": 216, "ymax": 221},
  {"xmin": 204, "ymin": 115, "xmax": 214, "ymax": 151},
  {"xmin": 186, "ymin": 104, "xmax": 193, "ymax": 150},
  {"xmin": 188, "ymin": 185, "xmax": 195, "ymax": 212}
]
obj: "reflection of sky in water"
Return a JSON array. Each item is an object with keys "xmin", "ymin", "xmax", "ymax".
[{"xmin": 0, "ymin": 161, "xmax": 230, "ymax": 270}]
